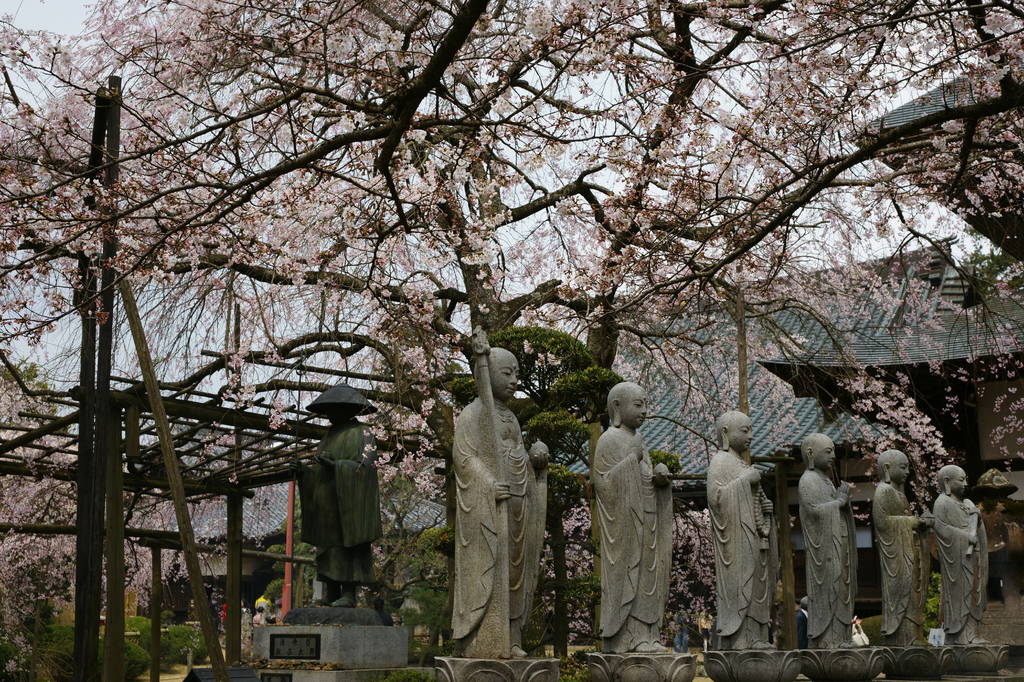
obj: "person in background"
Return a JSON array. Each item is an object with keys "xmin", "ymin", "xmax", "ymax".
[
  {"xmin": 796, "ymin": 596, "xmax": 809, "ymax": 649},
  {"xmin": 698, "ymin": 612, "xmax": 712, "ymax": 652},
  {"xmin": 373, "ymin": 597, "xmax": 394, "ymax": 626},
  {"xmin": 673, "ymin": 612, "xmax": 690, "ymax": 653},
  {"xmin": 253, "ymin": 606, "xmax": 266, "ymax": 626}
]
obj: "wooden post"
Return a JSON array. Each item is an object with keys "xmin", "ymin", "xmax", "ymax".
[
  {"xmin": 282, "ymin": 480, "xmax": 296, "ymax": 617},
  {"xmin": 118, "ymin": 280, "xmax": 230, "ymax": 682},
  {"xmin": 150, "ymin": 546, "xmax": 162, "ymax": 682},
  {"xmin": 102, "ymin": 408, "xmax": 126, "ymax": 682},
  {"xmin": 225, "ymin": 493, "xmax": 242, "ymax": 662},
  {"xmin": 98, "ymin": 75, "xmax": 123, "ymax": 682},
  {"xmin": 293, "ymin": 564, "xmax": 305, "ymax": 608},
  {"xmin": 775, "ymin": 459, "xmax": 797, "ymax": 649},
  {"xmin": 225, "ymin": 300, "xmax": 243, "ymax": 662},
  {"xmin": 72, "ymin": 82, "xmax": 111, "ymax": 682}
]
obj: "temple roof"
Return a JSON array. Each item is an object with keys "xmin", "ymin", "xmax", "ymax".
[{"xmin": 625, "ymin": 247, "xmax": 1015, "ymax": 479}]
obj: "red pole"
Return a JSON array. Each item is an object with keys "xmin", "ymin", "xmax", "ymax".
[{"xmin": 282, "ymin": 480, "xmax": 296, "ymax": 616}]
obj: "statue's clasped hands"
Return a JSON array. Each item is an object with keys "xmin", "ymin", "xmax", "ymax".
[
  {"xmin": 471, "ymin": 326, "xmax": 490, "ymax": 357},
  {"xmin": 494, "ymin": 481, "xmax": 512, "ymax": 501},
  {"xmin": 652, "ymin": 462, "xmax": 671, "ymax": 488},
  {"xmin": 529, "ymin": 441, "xmax": 550, "ymax": 471}
]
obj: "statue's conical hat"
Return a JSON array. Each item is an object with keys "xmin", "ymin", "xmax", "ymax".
[
  {"xmin": 306, "ymin": 384, "xmax": 377, "ymax": 420},
  {"xmin": 972, "ymin": 468, "xmax": 1018, "ymax": 499}
]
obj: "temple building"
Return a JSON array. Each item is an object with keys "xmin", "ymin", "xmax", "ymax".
[{"xmin": 641, "ymin": 246, "xmax": 1024, "ymax": 648}]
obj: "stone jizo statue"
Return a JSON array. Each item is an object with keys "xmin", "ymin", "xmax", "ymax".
[
  {"xmin": 452, "ymin": 327, "xmax": 549, "ymax": 659},
  {"xmin": 707, "ymin": 410, "xmax": 777, "ymax": 650},
  {"xmin": 933, "ymin": 465, "xmax": 988, "ymax": 645},
  {"xmin": 593, "ymin": 381, "xmax": 673, "ymax": 653},
  {"xmin": 872, "ymin": 449, "xmax": 931, "ymax": 646},
  {"xmin": 798, "ymin": 433, "xmax": 856, "ymax": 650},
  {"xmin": 298, "ymin": 384, "xmax": 383, "ymax": 607}
]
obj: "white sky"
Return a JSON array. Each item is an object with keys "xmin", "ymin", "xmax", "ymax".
[{"xmin": 5, "ymin": 0, "xmax": 90, "ymax": 35}]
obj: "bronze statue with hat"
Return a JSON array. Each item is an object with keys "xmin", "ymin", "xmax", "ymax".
[{"xmin": 298, "ymin": 384, "xmax": 383, "ymax": 608}]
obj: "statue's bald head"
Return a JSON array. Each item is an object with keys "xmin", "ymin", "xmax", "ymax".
[
  {"xmin": 801, "ymin": 433, "xmax": 834, "ymax": 470},
  {"xmin": 937, "ymin": 464, "xmax": 967, "ymax": 497},
  {"xmin": 487, "ymin": 347, "xmax": 519, "ymax": 402},
  {"xmin": 608, "ymin": 381, "xmax": 647, "ymax": 429},
  {"xmin": 877, "ymin": 449, "xmax": 909, "ymax": 484},
  {"xmin": 489, "ymin": 347, "xmax": 517, "ymax": 370},
  {"xmin": 716, "ymin": 410, "xmax": 751, "ymax": 452}
]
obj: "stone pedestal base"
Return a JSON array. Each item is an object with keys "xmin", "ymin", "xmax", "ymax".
[
  {"xmin": 253, "ymin": 667, "xmax": 435, "ymax": 682},
  {"xmin": 434, "ymin": 656, "xmax": 559, "ymax": 682},
  {"xmin": 882, "ymin": 646, "xmax": 953, "ymax": 679},
  {"xmin": 587, "ymin": 652, "xmax": 696, "ymax": 682},
  {"xmin": 946, "ymin": 644, "xmax": 1010, "ymax": 674},
  {"xmin": 253, "ymin": 624, "xmax": 408, "ymax": 668},
  {"xmin": 704, "ymin": 650, "xmax": 803, "ymax": 682},
  {"xmin": 282, "ymin": 607, "xmax": 387, "ymax": 626},
  {"xmin": 799, "ymin": 647, "xmax": 887, "ymax": 682}
]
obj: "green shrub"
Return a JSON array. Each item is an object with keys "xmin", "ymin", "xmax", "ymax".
[
  {"xmin": 37, "ymin": 624, "xmax": 75, "ymax": 682},
  {"xmin": 99, "ymin": 638, "xmax": 151, "ymax": 680},
  {"xmin": 122, "ymin": 640, "xmax": 151, "ymax": 680},
  {"xmin": 127, "ymin": 619, "xmax": 209, "ymax": 670},
  {"xmin": 650, "ymin": 449, "xmax": 682, "ymax": 474},
  {"xmin": 17, "ymin": 624, "xmax": 151, "ymax": 681},
  {"xmin": 126, "ymin": 616, "xmax": 151, "ymax": 648},
  {"xmin": 858, "ymin": 615, "xmax": 882, "ymax": 646},
  {"xmin": 164, "ymin": 625, "xmax": 207, "ymax": 665},
  {"xmin": 375, "ymin": 671, "xmax": 434, "ymax": 682}
]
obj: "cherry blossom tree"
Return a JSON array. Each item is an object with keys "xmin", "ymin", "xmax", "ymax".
[{"xmin": 0, "ymin": 0, "xmax": 1022, "ymax": 660}]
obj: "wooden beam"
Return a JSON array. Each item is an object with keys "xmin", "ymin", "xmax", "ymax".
[
  {"xmin": 0, "ymin": 460, "xmax": 254, "ymax": 497},
  {"xmin": 105, "ymin": 389, "xmax": 328, "ymax": 439},
  {"xmin": 118, "ymin": 278, "xmax": 229, "ymax": 682},
  {"xmin": 0, "ymin": 412, "xmax": 79, "ymax": 455},
  {"xmin": 0, "ymin": 523, "xmax": 315, "ymax": 565},
  {"xmin": 134, "ymin": 535, "xmax": 315, "ymax": 564}
]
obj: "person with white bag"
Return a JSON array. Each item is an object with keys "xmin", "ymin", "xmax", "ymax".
[{"xmin": 851, "ymin": 616, "xmax": 870, "ymax": 647}]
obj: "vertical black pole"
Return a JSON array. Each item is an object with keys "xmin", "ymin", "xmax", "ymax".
[
  {"xmin": 226, "ymin": 302, "xmax": 243, "ymax": 661},
  {"xmin": 96, "ymin": 73, "xmax": 122, "ymax": 680},
  {"xmin": 72, "ymin": 82, "xmax": 111, "ymax": 682}
]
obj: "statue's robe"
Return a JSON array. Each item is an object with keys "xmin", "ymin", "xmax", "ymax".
[
  {"xmin": 799, "ymin": 469, "xmax": 856, "ymax": 649},
  {"xmin": 452, "ymin": 398, "xmax": 547, "ymax": 657},
  {"xmin": 298, "ymin": 421, "xmax": 382, "ymax": 584},
  {"xmin": 933, "ymin": 493, "xmax": 988, "ymax": 644},
  {"xmin": 707, "ymin": 450, "xmax": 778, "ymax": 649},
  {"xmin": 873, "ymin": 482, "xmax": 928, "ymax": 645},
  {"xmin": 593, "ymin": 427, "xmax": 673, "ymax": 652}
]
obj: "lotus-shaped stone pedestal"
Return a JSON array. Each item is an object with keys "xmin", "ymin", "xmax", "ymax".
[
  {"xmin": 799, "ymin": 647, "xmax": 886, "ymax": 682},
  {"xmin": 434, "ymin": 656, "xmax": 560, "ymax": 681},
  {"xmin": 946, "ymin": 644, "xmax": 1009, "ymax": 674},
  {"xmin": 587, "ymin": 652, "xmax": 696, "ymax": 682},
  {"xmin": 882, "ymin": 645, "xmax": 953, "ymax": 679},
  {"xmin": 704, "ymin": 650, "xmax": 803, "ymax": 682}
]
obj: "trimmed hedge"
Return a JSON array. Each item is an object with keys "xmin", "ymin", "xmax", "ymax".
[
  {"xmin": 34, "ymin": 624, "xmax": 151, "ymax": 680},
  {"xmin": 125, "ymin": 617, "xmax": 207, "ymax": 670}
]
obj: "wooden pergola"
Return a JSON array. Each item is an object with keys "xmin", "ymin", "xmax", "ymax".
[{"xmin": 0, "ymin": 368, "xmax": 329, "ymax": 682}]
